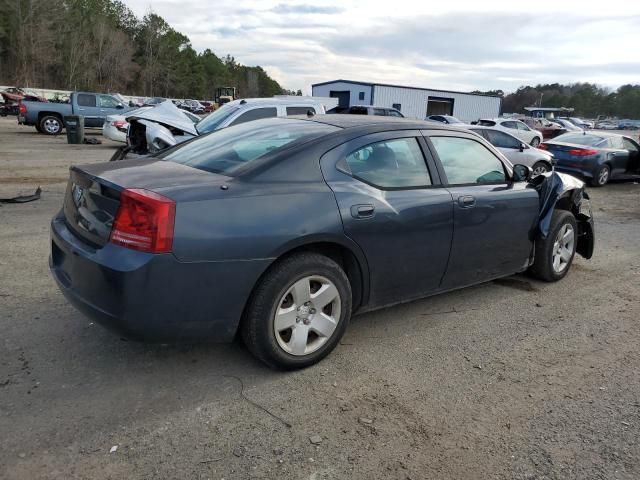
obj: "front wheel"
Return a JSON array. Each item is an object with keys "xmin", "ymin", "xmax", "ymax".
[
  {"xmin": 241, "ymin": 252, "xmax": 352, "ymax": 370},
  {"xmin": 530, "ymin": 137, "xmax": 541, "ymax": 147},
  {"xmin": 529, "ymin": 210, "xmax": 577, "ymax": 282},
  {"xmin": 531, "ymin": 161, "xmax": 550, "ymax": 177}
]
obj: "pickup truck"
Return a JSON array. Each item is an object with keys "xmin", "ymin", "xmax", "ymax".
[{"xmin": 18, "ymin": 91, "xmax": 135, "ymax": 135}]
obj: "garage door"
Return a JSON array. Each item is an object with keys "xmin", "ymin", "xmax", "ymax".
[{"xmin": 427, "ymin": 96, "xmax": 454, "ymax": 116}]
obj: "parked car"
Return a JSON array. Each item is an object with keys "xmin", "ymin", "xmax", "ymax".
[
  {"xmin": 327, "ymin": 105, "xmax": 404, "ymax": 117},
  {"xmin": 200, "ymin": 101, "xmax": 215, "ymax": 113},
  {"xmin": 595, "ymin": 121, "xmax": 618, "ymax": 130},
  {"xmin": 521, "ymin": 117, "xmax": 566, "ymax": 139},
  {"xmin": 180, "ymin": 99, "xmax": 206, "ymax": 114},
  {"xmin": 552, "ymin": 118, "xmax": 583, "ymax": 132},
  {"xmin": 426, "ymin": 115, "xmax": 463, "ymax": 124},
  {"xmin": 468, "ymin": 126, "xmax": 555, "ymax": 176},
  {"xmin": 476, "ymin": 118, "xmax": 543, "ymax": 146},
  {"xmin": 50, "ymin": 115, "xmax": 594, "ymax": 369},
  {"xmin": 103, "ymin": 104, "xmax": 200, "ymax": 144},
  {"xmin": 18, "ymin": 91, "xmax": 135, "ymax": 135},
  {"xmin": 540, "ymin": 132, "xmax": 640, "ymax": 186},
  {"xmin": 617, "ymin": 120, "xmax": 639, "ymax": 130},
  {"xmin": 560, "ymin": 117, "xmax": 593, "ymax": 129}
]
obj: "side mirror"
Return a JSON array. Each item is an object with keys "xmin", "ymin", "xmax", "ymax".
[
  {"xmin": 512, "ymin": 164, "xmax": 532, "ymax": 182},
  {"xmin": 116, "ymin": 103, "xmax": 124, "ymax": 109},
  {"xmin": 519, "ymin": 143, "xmax": 526, "ymax": 152}
]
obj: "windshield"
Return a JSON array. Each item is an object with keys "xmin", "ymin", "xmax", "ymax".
[
  {"xmin": 554, "ymin": 133, "xmax": 606, "ymax": 146},
  {"xmin": 196, "ymin": 104, "xmax": 239, "ymax": 134},
  {"xmin": 161, "ymin": 118, "xmax": 339, "ymax": 176}
]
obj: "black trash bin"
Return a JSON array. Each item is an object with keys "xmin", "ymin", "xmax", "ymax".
[{"xmin": 64, "ymin": 115, "xmax": 84, "ymax": 144}]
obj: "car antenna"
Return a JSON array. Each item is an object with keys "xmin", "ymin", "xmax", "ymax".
[{"xmin": 307, "ymin": 109, "xmax": 315, "ymax": 117}]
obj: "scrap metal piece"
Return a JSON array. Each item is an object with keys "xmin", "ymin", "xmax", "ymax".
[{"xmin": 0, "ymin": 187, "xmax": 42, "ymax": 204}]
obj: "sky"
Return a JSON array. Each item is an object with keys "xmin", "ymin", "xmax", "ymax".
[{"xmin": 125, "ymin": 0, "xmax": 640, "ymax": 94}]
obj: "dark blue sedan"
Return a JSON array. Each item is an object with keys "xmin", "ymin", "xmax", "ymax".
[
  {"xmin": 540, "ymin": 132, "xmax": 640, "ymax": 186},
  {"xmin": 50, "ymin": 116, "xmax": 594, "ymax": 369}
]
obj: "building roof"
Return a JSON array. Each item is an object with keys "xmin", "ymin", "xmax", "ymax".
[{"xmin": 311, "ymin": 79, "xmax": 503, "ymax": 99}]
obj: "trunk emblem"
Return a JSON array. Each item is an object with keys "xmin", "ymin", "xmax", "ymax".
[{"xmin": 72, "ymin": 184, "xmax": 84, "ymax": 206}]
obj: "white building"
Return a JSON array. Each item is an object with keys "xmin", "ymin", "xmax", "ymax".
[{"xmin": 311, "ymin": 79, "xmax": 502, "ymax": 122}]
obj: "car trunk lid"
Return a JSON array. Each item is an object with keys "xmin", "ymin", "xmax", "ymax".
[{"xmin": 63, "ymin": 159, "xmax": 231, "ymax": 247}]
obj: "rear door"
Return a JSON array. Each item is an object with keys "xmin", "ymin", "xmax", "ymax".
[
  {"xmin": 320, "ymin": 130, "xmax": 454, "ymax": 308},
  {"xmin": 425, "ymin": 131, "xmax": 539, "ymax": 289},
  {"xmin": 75, "ymin": 93, "xmax": 102, "ymax": 127}
]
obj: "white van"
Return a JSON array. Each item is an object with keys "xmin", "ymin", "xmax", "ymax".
[{"xmin": 196, "ymin": 98, "xmax": 326, "ymax": 134}]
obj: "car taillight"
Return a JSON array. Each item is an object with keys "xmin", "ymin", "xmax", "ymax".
[
  {"xmin": 19, "ymin": 103, "xmax": 26, "ymax": 115},
  {"xmin": 112, "ymin": 120, "xmax": 127, "ymax": 128},
  {"xmin": 110, "ymin": 189, "xmax": 175, "ymax": 253},
  {"xmin": 568, "ymin": 148, "xmax": 598, "ymax": 156}
]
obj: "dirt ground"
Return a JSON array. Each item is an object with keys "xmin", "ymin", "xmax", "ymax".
[{"xmin": 1, "ymin": 117, "xmax": 639, "ymax": 480}]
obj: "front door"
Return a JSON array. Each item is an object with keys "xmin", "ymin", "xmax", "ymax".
[
  {"xmin": 75, "ymin": 93, "xmax": 102, "ymax": 127},
  {"xmin": 98, "ymin": 95, "xmax": 124, "ymax": 126},
  {"xmin": 321, "ymin": 131, "xmax": 454, "ymax": 308},
  {"xmin": 426, "ymin": 132, "xmax": 540, "ymax": 289}
]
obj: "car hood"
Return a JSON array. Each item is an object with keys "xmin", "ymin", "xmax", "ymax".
[{"xmin": 126, "ymin": 100, "xmax": 198, "ymax": 136}]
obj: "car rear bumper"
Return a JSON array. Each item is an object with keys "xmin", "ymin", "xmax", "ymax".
[{"xmin": 49, "ymin": 212, "xmax": 271, "ymax": 343}]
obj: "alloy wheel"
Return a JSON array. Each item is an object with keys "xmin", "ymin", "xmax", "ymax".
[
  {"xmin": 551, "ymin": 224, "xmax": 575, "ymax": 273},
  {"xmin": 273, "ymin": 275, "xmax": 341, "ymax": 356},
  {"xmin": 44, "ymin": 118, "xmax": 60, "ymax": 134}
]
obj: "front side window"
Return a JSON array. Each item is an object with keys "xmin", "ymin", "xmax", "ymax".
[
  {"xmin": 430, "ymin": 136, "xmax": 506, "ymax": 185},
  {"xmin": 77, "ymin": 94, "xmax": 96, "ymax": 107},
  {"xmin": 388, "ymin": 110, "xmax": 403, "ymax": 117},
  {"xmin": 392, "ymin": 103, "xmax": 401, "ymax": 111},
  {"xmin": 161, "ymin": 118, "xmax": 338, "ymax": 176},
  {"xmin": 609, "ymin": 136, "xmax": 624, "ymax": 149},
  {"xmin": 196, "ymin": 104, "xmax": 240, "ymax": 134},
  {"xmin": 623, "ymin": 138, "xmax": 639, "ymax": 152},
  {"xmin": 516, "ymin": 122, "xmax": 530, "ymax": 131},
  {"xmin": 99, "ymin": 95, "xmax": 119, "ymax": 108},
  {"xmin": 341, "ymin": 138, "xmax": 431, "ymax": 189},
  {"xmin": 372, "ymin": 108, "xmax": 386, "ymax": 116},
  {"xmin": 229, "ymin": 107, "xmax": 277, "ymax": 126}
]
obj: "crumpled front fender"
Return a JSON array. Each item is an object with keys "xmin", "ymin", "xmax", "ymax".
[{"xmin": 530, "ymin": 171, "xmax": 594, "ymax": 259}]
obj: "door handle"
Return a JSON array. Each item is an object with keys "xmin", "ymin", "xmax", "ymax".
[
  {"xmin": 457, "ymin": 195, "xmax": 475, "ymax": 208},
  {"xmin": 351, "ymin": 204, "xmax": 375, "ymax": 219}
]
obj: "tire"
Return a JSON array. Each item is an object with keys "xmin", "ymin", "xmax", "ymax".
[
  {"xmin": 529, "ymin": 210, "xmax": 577, "ymax": 282},
  {"xmin": 35, "ymin": 122, "xmax": 43, "ymax": 133},
  {"xmin": 530, "ymin": 137, "xmax": 541, "ymax": 147},
  {"xmin": 39, "ymin": 115, "xmax": 63, "ymax": 135},
  {"xmin": 241, "ymin": 252, "xmax": 352, "ymax": 370},
  {"xmin": 531, "ymin": 161, "xmax": 550, "ymax": 177},
  {"xmin": 590, "ymin": 164, "xmax": 610, "ymax": 187}
]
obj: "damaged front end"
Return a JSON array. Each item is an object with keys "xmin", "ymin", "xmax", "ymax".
[
  {"xmin": 530, "ymin": 171, "xmax": 594, "ymax": 259},
  {"xmin": 110, "ymin": 100, "xmax": 197, "ymax": 161}
]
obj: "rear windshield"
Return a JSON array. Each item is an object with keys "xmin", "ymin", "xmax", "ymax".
[
  {"xmin": 554, "ymin": 133, "xmax": 606, "ymax": 146},
  {"xmin": 196, "ymin": 104, "xmax": 240, "ymax": 134},
  {"xmin": 160, "ymin": 118, "xmax": 339, "ymax": 176}
]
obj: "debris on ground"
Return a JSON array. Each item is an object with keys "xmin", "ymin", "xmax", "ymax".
[
  {"xmin": 309, "ymin": 435, "xmax": 323, "ymax": 445},
  {"xmin": 0, "ymin": 186, "xmax": 41, "ymax": 204},
  {"xmin": 109, "ymin": 445, "xmax": 118, "ymax": 454}
]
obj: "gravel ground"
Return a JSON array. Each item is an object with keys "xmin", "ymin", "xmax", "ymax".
[{"xmin": 1, "ymin": 118, "xmax": 639, "ymax": 479}]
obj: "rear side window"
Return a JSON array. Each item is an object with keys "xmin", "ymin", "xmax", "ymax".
[
  {"xmin": 431, "ymin": 136, "xmax": 506, "ymax": 185},
  {"xmin": 286, "ymin": 106, "xmax": 316, "ymax": 116},
  {"xmin": 555, "ymin": 133, "xmax": 605, "ymax": 146},
  {"xmin": 161, "ymin": 118, "xmax": 338, "ymax": 176},
  {"xmin": 341, "ymin": 138, "xmax": 432, "ymax": 189},
  {"xmin": 77, "ymin": 94, "xmax": 96, "ymax": 107},
  {"xmin": 229, "ymin": 107, "xmax": 277, "ymax": 126},
  {"xmin": 501, "ymin": 121, "xmax": 518, "ymax": 129},
  {"xmin": 372, "ymin": 108, "xmax": 386, "ymax": 116}
]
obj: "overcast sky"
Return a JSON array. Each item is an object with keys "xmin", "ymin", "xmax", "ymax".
[{"xmin": 125, "ymin": 0, "xmax": 640, "ymax": 94}]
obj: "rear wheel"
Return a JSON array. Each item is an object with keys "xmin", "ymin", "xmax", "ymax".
[
  {"xmin": 241, "ymin": 252, "xmax": 352, "ymax": 370},
  {"xmin": 590, "ymin": 164, "xmax": 610, "ymax": 187},
  {"xmin": 529, "ymin": 210, "xmax": 577, "ymax": 282},
  {"xmin": 530, "ymin": 137, "xmax": 541, "ymax": 147},
  {"xmin": 531, "ymin": 161, "xmax": 550, "ymax": 177},
  {"xmin": 39, "ymin": 115, "xmax": 63, "ymax": 135}
]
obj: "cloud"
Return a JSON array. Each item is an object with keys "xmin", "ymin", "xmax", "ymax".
[
  {"xmin": 124, "ymin": 1, "xmax": 640, "ymax": 93},
  {"xmin": 270, "ymin": 4, "xmax": 344, "ymax": 14}
]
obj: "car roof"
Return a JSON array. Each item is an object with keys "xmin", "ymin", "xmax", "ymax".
[
  {"xmin": 226, "ymin": 97, "xmax": 323, "ymax": 107},
  {"xmin": 296, "ymin": 114, "xmax": 466, "ymax": 131}
]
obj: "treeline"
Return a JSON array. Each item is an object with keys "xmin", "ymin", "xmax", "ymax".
[
  {"xmin": 475, "ymin": 83, "xmax": 640, "ymax": 119},
  {"xmin": 0, "ymin": 0, "xmax": 283, "ymax": 99}
]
